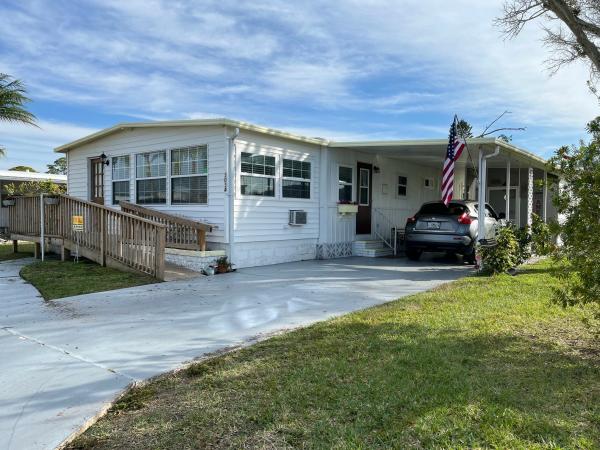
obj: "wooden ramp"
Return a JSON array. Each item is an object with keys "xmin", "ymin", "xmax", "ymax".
[{"xmin": 6, "ymin": 195, "xmax": 167, "ymax": 280}]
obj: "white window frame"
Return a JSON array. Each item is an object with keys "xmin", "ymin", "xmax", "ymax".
[
  {"xmin": 358, "ymin": 167, "xmax": 370, "ymax": 206},
  {"xmin": 135, "ymin": 150, "xmax": 167, "ymax": 205},
  {"xmin": 397, "ymin": 174, "xmax": 408, "ymax": 198},
  {"xmin": 111, "ymin": 155, "xmax": 131, "ymax": 205},
  {"xmin": 239, "ymin": 151, "xmax": 277, "ymax": 198},
  {"xmin": 170, "ymin": 145, "xmax": 209, "ymax": 205},
  {"xmin": 338, "ymin": 164, "xmax": 354, "ymax": 203},
  {"xmin": 281, "ymin": 157, "xmax": 311, "ymax": 200}
]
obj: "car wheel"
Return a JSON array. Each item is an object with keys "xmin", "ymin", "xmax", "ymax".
[
  {"xmin": 406, "ymin": 248, "xmax": 422, "ymax": 261},
  {"xmin": 463, "ymin": 247, "xmax": 476, "ymax": 264}
]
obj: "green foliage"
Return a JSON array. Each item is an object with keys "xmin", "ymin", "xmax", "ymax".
[
  {"xmin": 456, "ymin": 119, "xmax": 473, "ymax": 139},
  {"xmin": 479, "ymin": 225, "xmax": 518, "ymax": 275},
  {"xmin": 0, "ymin": 73, "xmax": 37, "ymax": 157},
  {"xmin": 4, "ymin": 179, "xmax": 66, "ymax": 196},
  {"xmin": 9, "ymin": 165, "xmax": 37, "ymax": 172},
  {"xmin": 530, "ymin": 213, "xmax": 555, "ymax": 256},
  {"xmin": 548, "ymin": 116, "xmax": 600, "ymax": 309},
  {"xmin": 46, "ymin": 156, "xmax": 67, "ymax": 175},
  {"xmin": 511, "ymin": 224, "xmax": 532, "ymax": 265}
]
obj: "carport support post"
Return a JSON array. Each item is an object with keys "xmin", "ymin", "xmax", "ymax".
[
  {"xmin": 505, "ymin": 158, "xmax": 511, "ymax": 222},
  {"xmin": 477, "ymin": 149, "xmax": 486, "ymax": 243},
  {"xmin": 477, "ymin": 145, "xmax": 500, "ymax": 243},
  {"xmin": 543, "ymin": 170, "xmax": 548, "ymax": 222},
  {"xmin": 527, "ymin": 167, "xmax": 534, "ymax": 228}
]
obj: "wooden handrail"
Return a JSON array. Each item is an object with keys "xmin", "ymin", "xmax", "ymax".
[
  {"xmin": 119, "ymin": 202, "xmax": 214, "ymax": 231},
  {"xmin": 120, "ymin": 201, "xmax": 214, "ymax": 251},
  {"xmin": 6, "ymin": 194, "xmax": 167, "ymax": 280}
]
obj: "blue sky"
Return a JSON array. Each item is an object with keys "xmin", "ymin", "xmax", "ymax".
[{"xmin": 0, "ymin": 0, "xmax": 598, "ymax": 171}]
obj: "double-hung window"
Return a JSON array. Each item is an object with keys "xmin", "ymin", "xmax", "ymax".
[
  {"xmin": 338, "ymin": 166, "xmax": 353, "ymax": 202},
  {"xmin": 240, "ymin": 152, "xmax": 276, "ymax": 197},
  {"xmin": 136, "ymin": 151, "xmax": 166, "ymax": 204},
  {"xmin": 397, "ymin": 175, "xmax": 407, "ymax": 197},
  {"xmin": 282, "ymin": 159, "xmax": 311, "ymax": 199},
  {"xmin": 171, "ymin": 145, "xmax": 208, "ymax": 204},
  {"xmin": 112, "ymin": 155, "xmax": 130, "ymax": 205}
]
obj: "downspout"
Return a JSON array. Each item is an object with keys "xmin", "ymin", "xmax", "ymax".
[
  {"xmin": 477, "ymin": 144, "xmax": 500, "ymax": 244},
  {"xmin": 227, "ymin": 127, "xmax": 240, "ymax": 261}
]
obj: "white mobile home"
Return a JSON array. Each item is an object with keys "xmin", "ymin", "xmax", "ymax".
[{"xmin": 55, "ymin": 119, "xmax": 556, "ymax": 268}]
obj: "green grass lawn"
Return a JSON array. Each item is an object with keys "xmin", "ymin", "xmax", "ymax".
[
  {"xmin": 20, "ymin": 258, "xmax": 158, "ymax": 300},
  {"xmin": 0, "ymin": 241, "xmax": 35, "ymax": 261},
  {"xmin": 68, "ymin": 261, "xmax": 600, "ymax": 450}
]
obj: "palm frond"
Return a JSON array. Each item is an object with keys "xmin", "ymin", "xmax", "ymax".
[{"xmin": 0, "ymin": 73, "xmax": 38, "ymax": 127}]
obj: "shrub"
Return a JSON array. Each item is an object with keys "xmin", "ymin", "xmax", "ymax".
[
  {"xmin": 530, "ymin": 213, "xmax": 555, "ymax": 256},
  {"xmin": 512, "ymin": 224, "xmax": 532, "ymax": 265},
  {"xmin": 479, "ymin": 225, "xmax": 518, "ymax": 275}
]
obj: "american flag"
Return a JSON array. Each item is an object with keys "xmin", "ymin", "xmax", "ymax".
[{"xmin": 441, "ymin": 116, "xmax": 466, "ymax": 205}]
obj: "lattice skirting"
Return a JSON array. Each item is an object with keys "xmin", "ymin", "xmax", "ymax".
[{"xmin": 316, "ymin": 242, "xmax": 353, "ymax": 259}]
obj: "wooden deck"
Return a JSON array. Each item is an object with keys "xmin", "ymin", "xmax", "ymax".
[{"xmin": 6, "ymin": 195, "xmax": 167, "ymax": 280}]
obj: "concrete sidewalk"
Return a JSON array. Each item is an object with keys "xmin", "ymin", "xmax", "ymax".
[{"xmin": 0, "ymin": 256, "xmax": 470, "ymax": 449}]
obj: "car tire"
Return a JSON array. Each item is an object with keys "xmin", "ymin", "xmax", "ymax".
[
  {"xmin": 406, "ymin": 248, "xmax": 422, "ymax": 261},
  {"xmin": 463, "ymin": 247, "xmax": 476, "ymax": 265}
]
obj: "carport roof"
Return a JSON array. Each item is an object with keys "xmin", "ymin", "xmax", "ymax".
[{"xmin": 330, "ymin": 138, "xmax": 548, "ymax": 170}]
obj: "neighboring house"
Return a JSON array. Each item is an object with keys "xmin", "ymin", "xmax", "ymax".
[
  {"xmin": 55, "ymin": 119, "xmax": 557, "ymax": 268},
  {"xmin": 0, "ymin": 170, "xmax": 67, "ymax": 232}
]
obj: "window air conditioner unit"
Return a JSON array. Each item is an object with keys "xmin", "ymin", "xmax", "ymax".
[{"xmin": 289, "ymin": 210, "xmax": 307, "ymax": 226}]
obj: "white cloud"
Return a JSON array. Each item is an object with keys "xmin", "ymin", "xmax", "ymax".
[
  {"xmin": 0, "ymin": 121, "xmax": 98, "ymax": 171},
  {"xmin": 0, "ymin": 0, "xmax": 596, "ymax": 166}
]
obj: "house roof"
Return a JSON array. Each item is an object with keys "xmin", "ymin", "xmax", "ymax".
[
  {"xmin": 54, "ymin": 118, "xmax": 549, "ymax": 168},
  {"xmin": 54, "ymin": 118, "xmax": 329, "ymax": 153},
  {"xmin": 0, "ymin": 170, "xmax": 67, "ymax": 183}
]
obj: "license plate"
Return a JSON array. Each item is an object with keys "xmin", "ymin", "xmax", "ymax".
[{"xmin": 427, "ymin": 221, "xmax": 441, "ymax": 230}]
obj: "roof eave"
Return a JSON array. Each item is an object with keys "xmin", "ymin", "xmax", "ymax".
[{"xmin": 55, "ymin": 118, "xmax": 328, "ymax": 153}]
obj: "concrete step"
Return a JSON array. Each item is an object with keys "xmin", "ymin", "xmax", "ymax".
[
  {"xmin": 352, "ymin": 239, "xmax": 394, "ymax": 257},
  {"xmin": 354, "ymin": 247, "xmax": 394, "ymax": 257},
  {"xmin": 352, "ymin": 240, "xmax": 385, "ymax": 250}
]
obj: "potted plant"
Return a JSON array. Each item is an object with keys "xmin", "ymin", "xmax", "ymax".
[
  {"xmin": 215, "ymin": 256, "xmax": 234, "ymax": 274},
  {"xmin": 337, "ymin": 200, "xmax": 358, "ymax": 214},
  {"xmin": 2, "ymin": 198, "xmax": 15, "ymax": 207}
]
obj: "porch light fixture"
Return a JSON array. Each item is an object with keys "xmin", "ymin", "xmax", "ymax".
[
  {"xmin": 100, "ymin": 153, "xmax": 110, "ymax": 166},
  {"xmin": 373, "ymin": 166, "xmax": 380, "ymax": 174}
]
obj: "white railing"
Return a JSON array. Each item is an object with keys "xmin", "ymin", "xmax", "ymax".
[{"xmin": 373, "ymin": 208, "xmax": 399, "ymax": 256}]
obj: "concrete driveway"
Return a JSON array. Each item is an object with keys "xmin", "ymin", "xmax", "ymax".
[{"xmin": 0, "ymin": 255, "xmax": 470, "ymax": 450}]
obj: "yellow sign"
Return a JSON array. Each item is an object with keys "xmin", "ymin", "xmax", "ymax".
[{"xmin": 72, "ymin": 215, "xmax": 84, "ymax": 231}]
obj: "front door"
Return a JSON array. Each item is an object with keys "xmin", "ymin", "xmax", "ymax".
[
  {"xmin": 90, "ymin": 157, "xmax": 105, "ymax": 204},
  {"xmin": 356, "ymin": 162, "xmax": 372, "ymax": 234}
]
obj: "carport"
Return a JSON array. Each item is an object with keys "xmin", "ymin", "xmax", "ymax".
[{"xmin": 329, "ymin": 137, "xmax": 556, "ymax": 231}]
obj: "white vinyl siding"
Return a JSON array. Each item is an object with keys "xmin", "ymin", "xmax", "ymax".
[
  {"xmin": 234, "ymin": 130, "xmax": 321, "ymax": 243},
  {"xmin": 65, "ymin": 125, "xmax": 228, "ymax": 242}
]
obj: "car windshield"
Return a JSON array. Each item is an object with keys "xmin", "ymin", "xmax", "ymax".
[{"xmin": 418, "ymin": 202, "xmax": 468, "ymax": 216}]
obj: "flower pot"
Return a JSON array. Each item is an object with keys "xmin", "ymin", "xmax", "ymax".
[
  {"xmin": 204, "ymin": 266, "xmax": 215, "ymax": 276},
  {"xmin": 2, "ymin": 199, "xmax": 15, "ymax": 207},
  {"xmin": 337, "ymin": 204, "xmax": 358, "ymax": 214}
]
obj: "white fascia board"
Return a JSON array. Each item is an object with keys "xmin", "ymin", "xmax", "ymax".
[{"xmin": 55, "ymin": 118, "xmax": 329, "ymax": 153}]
